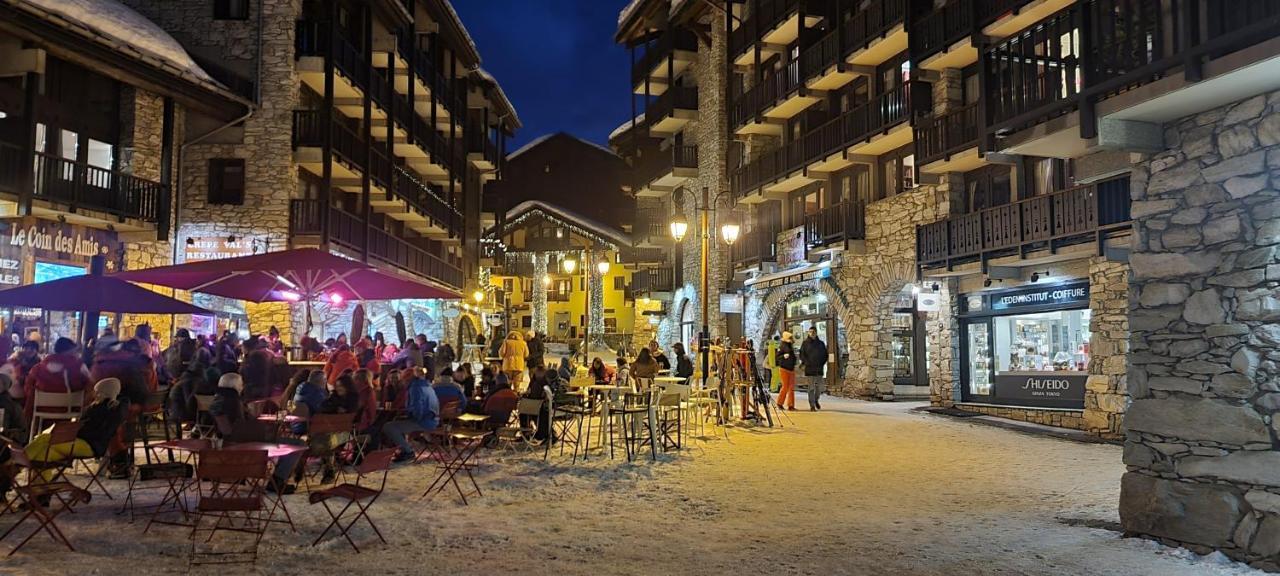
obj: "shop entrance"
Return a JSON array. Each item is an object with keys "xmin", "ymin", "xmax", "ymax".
[
  {"xmin": 774, "ymin": 292, "xmax": 846, "ymax": 388},
  {"xmin": 890, "ymin": 286, "xmax": 930, "ymax": 397}
]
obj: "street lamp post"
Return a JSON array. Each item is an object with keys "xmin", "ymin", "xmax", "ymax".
[{"xmin": 670, "ymin": 186, "xmax": 739, "ymax": 396}]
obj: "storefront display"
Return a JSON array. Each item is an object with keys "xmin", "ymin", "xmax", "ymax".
[
  {"xmin": 774, "ymin": 292, "xmax": 846, "ymax": 385},
  {"xmin": 960, "ymin": 282, "xmax": 1090, "ymax": 409}
]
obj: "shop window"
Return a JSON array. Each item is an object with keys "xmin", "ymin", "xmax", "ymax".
[
  {"xmin": 993, "ymin": 310, "xmax": 1091, "ymax": 373},
  {"xmin": 613, "ymin": 276, "xmax": 625, "ymax": 290},
  {"xmin": 521, "ymin": 316, "xmax": 532, "ymax": 329},
  {"xmin": 879, "ymin": 146, "xmax": 917, "ymax": 199},
  {"xmin": 208, "ymin": 158, "xmax": 245, "ymax": 205},
  {"xmin": 213, "ymin": 0, "xmax": 250, "ymax": 20},
  {"xmin": 604, "ymin": 318, "xmax": 618, "ymax": 333}
]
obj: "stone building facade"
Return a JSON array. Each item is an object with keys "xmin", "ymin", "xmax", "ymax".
[{"xmin": 1121, "ymin": 89, "xmax": 1280, "ymax": 568}]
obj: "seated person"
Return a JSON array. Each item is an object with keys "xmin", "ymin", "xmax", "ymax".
[
  {"xmin": 382, "ymin": 367, "xmax": 439, "ymax": 462},
  {"xmin": 26, "ymin": 378, "xmax": 129, "ymax": 481},
  {"xmin": 432, "ymin": 367, "xmax": 467, "ymax": 415},
  {"xmin": 0, "ymin": 373, "xmax": 27, "ymax": 441},
  {"xmin": 481, "ymin": 380, "xmax": 518, "ymax": 426},
  {"xmin": 290, "ymin": 371, "xmax": 328, "ymax": 435},
  {"xmin": 454, "ymin": 366, "xmax": 476, "ymax": 400},
  {"xmin": 588, "ymin": 357, "xmax": 615, "ymax": 384},
  {"xmin": 209, "ymin": 373, "xmax": 248, "ymax": 433},
  {"xmin": 319, "ymin": 374, "xmax": 360, "ymax": 415}
]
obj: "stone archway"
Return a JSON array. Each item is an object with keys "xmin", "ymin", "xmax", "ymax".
[
  {"xmin": 844, "ymin": 259, "xmax": 918, "ymax": 400},
  {"xmin": 457, "ymin": 314, "xmax": 479, "ymax": 350},
  {"xmin": 744, "ymin": 276, "xmax": 852, "ymax": 391}
]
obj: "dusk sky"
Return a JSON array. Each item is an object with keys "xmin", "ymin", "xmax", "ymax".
[{"xmin": 453, "ymin": 1, "xmax": 635, "ymax": 151}]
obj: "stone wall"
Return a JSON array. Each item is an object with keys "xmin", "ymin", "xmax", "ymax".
[
  {"xmin": 1085, "ymin": 257, "xmax": 1130, "ymax": 437},
  {"xmin": 127, "ymin": 0, "xmax": 301, "ymax": 344},
  {"xmin": 1121, "ymin": 89, "xmax": 1280, "ymax": 567}
]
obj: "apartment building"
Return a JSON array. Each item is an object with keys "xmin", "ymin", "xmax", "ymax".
[
  {"xmin": 0, "ymin": 0, "xmax": 251, "ymax": 342},
  {"xmin": 121, "ymin": 0, "xmax": 518, "ymax": 343},
  {"xmin": 620, "ymin": 0, "xmax": 1280, "ymax": 563}
]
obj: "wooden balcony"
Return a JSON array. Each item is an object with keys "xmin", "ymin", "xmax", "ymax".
[
  {"xmin": 916, "ymin": 176, "xmax": 1131, "ymax": 268},
  {"xmin": 983, "ymin": 0, "xmax": 1280, "ymax": 146},
  {"xmin": 295, "ymin": 21, "xmax": 391, "ymax": 115},
  {"xmin": 731, "ymin": 81, "xmax": 927, "ymax": 200},
  {"xmin": 729, "ymin": 0, "xmax": 817, "ymax": 67},
  {"xmin": 840, "ymin": 0, "xmax": 907, "ymax": 65},
  {"xmin": 803, "ymin": 202, "xmax": 865, "ymax": 251},
  {"xmin": 0, "ymin": 142, "xmax": 167, "ymax": 229},
  {"xmin": 288, "ymin": 199, "xmax": 463, "ymax": 289},
  {"xmin": 733, "ymin": 59, "xmax": 816, "ymax": 135},
  {"xmin": 914, "ymin": 102, "xmax": 983, "ymax": 173},
  {"xmin": 911, "ymin": 0, "xmax": 978, "ymax": 70},
  {"xmin": 632, "ymin": 143, "xmax": 698, "ymax": 196},
  {"xmin": 631, "ymin": 267, "xmax": 675, "ymax": 297},
  {"xmin": 732, "ymin": 228, "xmax": 780, "ymax": 269},
  {"xmin": 632, "ymin": 28, "xmax": 698, "ymax": 94},
  {"xmin": 646, "ymin": 85, "xmax": 698, "ymax": 136}
]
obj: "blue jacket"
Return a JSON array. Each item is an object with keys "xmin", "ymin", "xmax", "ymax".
[
  {"xmin": 433, "ymin": 381, "xmax": 467, "ymax": 413},
  {"xmin": 406, "ymin": 377, "xmax": 440, "ymax": 431},
  {"xmin": 291, "ymin": 381, "xmax": 327, "ymax": 434}
]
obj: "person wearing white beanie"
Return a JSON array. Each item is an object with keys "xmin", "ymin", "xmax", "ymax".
[
  {"xmin": 775, "ymin": 332, "xmax": 798, "ymax": 410},
  {"xmin": 25, "ymin": 377, "xmax": 130, "ymax": 481}
]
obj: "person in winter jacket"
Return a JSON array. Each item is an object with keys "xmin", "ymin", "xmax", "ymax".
[
  {"xmin": 4, "ymin": 340, "xmax": 41, "ymax": 406},
  {"xmin": 630, "ymin": 348, "xmax": 660, "ymax": 382},
  {"xmin": 672, "ymin": 343, "xmax": 694, "ymax": 380},
  {"xmin": 0, "ymin": 373, "xmax": 27, "ymax": 440},
  {"xmin": 498, "ymin": 331, "xmax": 529, "ymax": 389},
  {"xmin": 215, "ymin": 332, "xmax": 240, "ymax": 376},
  {"xmin": 382, "ymin": 367, "xmax": 440, "ymax": 462},
  {"xmin": 799, "ymin": 327, "xmax": 829, "ymax": 411},
  {"xmin": 524, "ymin": 331, "xmax": 545, "ymax": 380},
  {"xmin": 239, "ymin": 336, "xmax": 274, "ymax": 400},
  {"xmin": 588, "ymin": 357, "xmax": 615, "ymax": 384},
  {"xmin": 209, "ymin": 372, "xmax": 248, "ymax": 430},
  {"xmin": 436, "ymin": 342, "xmax": 456, "ymax": 371},
  {"xmin": 290, "ymin": 370, "xmax": 328, "ymax": 435},
  {"xmin": 323, "ymin": 344, "xmax": 359, "ymax": 385},
  {"xmin": 765, "ymin": 336, "xmax": 781, "ymax": 393},
  {"xmin": 775, "ymin": 332, "xmax": 797, "ymax": 410},
  {"xmin": 26, "ymin": 377, "xmax": 128, "ymax": 482},
  {"xmin": 24, "ymin": 337, "xmax": 92, "ymax": 416},
  {"xmin": 351, "ymin": 369, "xmax": 378, "ymax": 432},
  {"xmin": 91, "ymin": 340, "xmax": 149, "ymax": 408},
  {"xmin": 432, "ymin": 368, "xmax": 467, "ymax": 414}
]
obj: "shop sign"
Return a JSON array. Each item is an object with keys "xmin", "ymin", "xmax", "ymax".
[
  {"xmin": 719, "ymin": 293, "xmax": 743, "ymax": 314},
  {"xmin": 0, "ymin": 217, "xmax": 122, "ymax": 289},
  {"xmin": 916, "ymin": 292, "xmax": 942, "ymax": 312},
  {"xmin": 184, "ymin": 237, "xmax": 253, "ymax": 263},
  {"xmin": 776, "ymin": 227, "xmax": 805, "ymax": 268},
  {"xmin": 994, "ymin": 373, "xmax": 1087, "ymax": 408},
  {"xmin": 989, "ymin": 283, "xmax": 1089, "ymax": 312}
]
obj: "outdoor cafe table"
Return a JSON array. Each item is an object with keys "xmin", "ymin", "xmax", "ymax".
[
  {"xmin": 421, "ymin": 428, "xmax": 491, "ymax": 505},
  {"xmin": 654, "ymin": 376, "xmax": 686, "ymax": 387},
  {"xmin": 222, "ymin": 442, "xmax": 310, "ymax": 531}
]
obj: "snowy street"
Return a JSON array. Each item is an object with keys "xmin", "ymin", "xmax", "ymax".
[{"xmin": 6, "ymin": 397, "xmax": 1260, "ymax": 575}]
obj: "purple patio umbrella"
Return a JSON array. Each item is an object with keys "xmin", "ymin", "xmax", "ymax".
[{"xmin": 0, "ymin": 275, "xmax": 212, "ymax": 315}]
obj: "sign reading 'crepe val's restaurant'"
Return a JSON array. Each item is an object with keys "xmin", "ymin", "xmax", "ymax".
[{"xmin": 184, "ymin": 237, "xmax": 254, "ymax": 263}]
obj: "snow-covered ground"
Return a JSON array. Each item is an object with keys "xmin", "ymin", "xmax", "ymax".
[{"xmin": 3, "ymin": 397, "xmax": 1263, "ymax": 575}]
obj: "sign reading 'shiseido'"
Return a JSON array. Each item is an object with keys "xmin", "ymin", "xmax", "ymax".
[{"xmin": 994, "ymin": 372, "xmax": 1087, "ymax": 408}]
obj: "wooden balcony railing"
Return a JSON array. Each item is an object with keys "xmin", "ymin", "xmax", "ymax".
[
  {"xmin": 289, "ymin": 199, "xmax": 463, "ymax": 289},
  {"xmin": 729, "ymin": 0, "xmax": 801, "ymax": 59},
  {"xmin": 911, "ymin": 0, "xmax": 974, "ymax": 62},
  {"xmin": 732, "ymin": 227, "xmax": 780, "ymax": 267},
  {"xmin": 647, "ymin": 85, "xmax": 698, "ymax": 126},
  {"xmin": 984, "ymin": 0, "xmax": 1280, "ymax": 140},
  {"xmin": 975, "ymin": 0, "xmax": 1033, "ymax": 27},
  {"xmin": 916, "ymin": 176, "xmax": 1131, "ymax": 266},
  {"xmin": 631, "ymin": 267, "xmax": 675, "ymax": 294},
  {"xmin": 804, "ymin": 202, "xmax": 866, "ymax": 248},
  {"xmin": 295, "ymin": 21, "xmax": 388, "ymax": 107},
  {"xmin": 914, "ymin": 102, "xmax": 980, "ymax": 166},
  {"xmin": 632, "ymin": 143, "xmax": 698, "ymax": 190},
  {"xmin": 633, "ymin": 28, "xmax": 698, "ymax": 87},
  {"xmin": 731, "ymin": 81, "xmax": 926, "ymax": 199},
  {"xmin": 396, "ymin": 33, "xmax": 466, "ymax": 118},
  {"xmin": 293, "ymin": 110, "xmax": 366, "ymax": 173},
  {"xmin": 731, "ymin": 58, "xmax": 802, "ymax": 129},
  {"xmin": 0, "ymin": 142, "xmax": 165, "ymax": 224},
  {"xmin": 393, "ymin": 166, "xmax": 459, "ymax": 231},
  {"xmin": 842, "ymin": 0, "xmax": 906, "ymax": 55}
]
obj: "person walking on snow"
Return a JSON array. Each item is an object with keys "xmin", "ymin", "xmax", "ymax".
[
  {"xmin": 800, "ymin": 327, "xmax": 829, "ymax": 411},
  {"xmin": 775, "ymin": 332, "xmax": 797, "ymax": 411}
]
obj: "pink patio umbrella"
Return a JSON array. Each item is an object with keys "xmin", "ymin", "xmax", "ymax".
[
  {"xmin": 0, "ymin": 275, "xmax": 213, "ymax": 315},
  {"xmin": 112, "ymin": 248, "xmax": 459, "ymax": 333}
]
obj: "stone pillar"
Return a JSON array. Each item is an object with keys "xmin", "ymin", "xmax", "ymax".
[
  {"xmin": 1083, "ymin": 257, "xmax": 1130, "ymax": 438},
  {"xmin": 1121, "ymin": 90, "xmax": 1280, "ymax": 565},
  {"xmin": 532, "ymin": 253, "xmax": 548, "ymax": 335}
]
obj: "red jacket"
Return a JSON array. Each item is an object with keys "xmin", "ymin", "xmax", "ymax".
[
  {"xmin": 25, "ymin": 352, "xmax": 91, "ymax": 415},
  {"xmin": 324, "ymin": 350, "xmax": 359, "ymax": 384},
  {"xmin": 354, "ymin": 377, "xmax": 377, "ymax": 431}
]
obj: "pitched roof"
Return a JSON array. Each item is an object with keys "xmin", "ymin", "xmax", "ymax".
[
  {"xmin": 507, "ymin": 132, "xmax": 618, "ymax": 162},
  {"xmin": 491, "ymin": 200, "xmax": 632, "ymax": 249}
]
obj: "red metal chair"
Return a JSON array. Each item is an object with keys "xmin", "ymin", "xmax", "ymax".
[
  {"xmin": 0, "ymin": 436, "xmax": 91, "ymax": 555},
  {"xmin": 307, "ymin": 447, "xmax": 396, "ymax": 552},
  {"xmin": 188, "ymin": 449, "xmax": 270, "ymax": 566},
  {"xmin": 300, "ymin": 412, "xmax": 355, "ymax": 488}
]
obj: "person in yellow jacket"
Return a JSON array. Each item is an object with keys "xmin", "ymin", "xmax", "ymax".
[
  {"xmin": 765, "ymin": 335, "xmax": 781, "ymax": 392},
  {"xmin": 498, "ymin": 331, "xmax": 529, "ymax": 390}
]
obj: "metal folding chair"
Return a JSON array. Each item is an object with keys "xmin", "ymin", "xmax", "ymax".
[
  {"xmin": 189, "ymin": 449, "xmax": 270, "ymax": 566},
  {"xmin": 0, "ymin": 436, "xmax": 91, "ymax": 555},
  {"xmin": 301, "ymin": 413, "xmax": 354, "ymax": 488},
  {"xmin": 27, "ymin": 389, "xmax": 84, "ymax": 443},
  {"xmin": 308, "ymin": 448, "xmax": 395, "ymax": 552}
]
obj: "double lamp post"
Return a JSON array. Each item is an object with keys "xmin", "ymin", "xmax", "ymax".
[{"xmin": 669, "ymin": 187, "xmax": 739, "ymax": 392}]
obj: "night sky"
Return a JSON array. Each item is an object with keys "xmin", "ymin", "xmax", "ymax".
[{"xmin": 453, "ymin": 1, "xmax": 634, "ymax": 151}]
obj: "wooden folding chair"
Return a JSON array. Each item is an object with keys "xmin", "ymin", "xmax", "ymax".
[
  {"xmin": 308, "ymin": 448, "xmax": 395, "ymax": 552},
  {"xmin": 28, "ymin": 389, "xmax": 84, "ymax": 443},
  {"xmin": 0, "ymin": 436, "xmax": 91, "ymax": 555},
  {"xmin": 189, "ymin": 449, "xmax": 270, "ymax": 566},
  {"xmin": 301, "ymin": 413, "xmax": 354, "ymax": 488}
]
